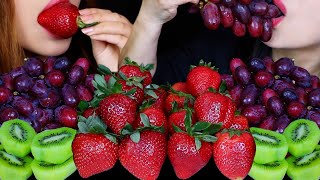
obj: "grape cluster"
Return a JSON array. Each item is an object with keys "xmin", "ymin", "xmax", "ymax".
[
  {"xmin": 0, "ymin": 57, "xmax": 95, "ymax": 132},
  {"xmin": 199, "ymin": 0, "xmax": 282, "ymax": 41},
  {"xmin": 223, "ymin": 57, "xmax": 320, "ymax": 133}
]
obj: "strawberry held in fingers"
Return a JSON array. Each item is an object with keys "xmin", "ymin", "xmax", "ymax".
[
  {"xmin": 38, "ymin": 2, "xmax": 80, "ymax": 39},
  {"xmin": 213, "ymin": 130, "xmax": 256, "ymax": 180}
]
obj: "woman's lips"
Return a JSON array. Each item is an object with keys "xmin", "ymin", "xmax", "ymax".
[
  {"xmin": 272, "ymin": 0, "xmax": 286, "ymax": 28},
  {"xmin": 272, "ymin": 16, "xmax": 284, "ymax": 28},
  {"xmin": 43, "ymin": 0, "xmax": 68, "ymax": 11}
]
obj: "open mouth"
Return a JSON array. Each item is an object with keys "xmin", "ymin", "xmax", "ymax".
[{"xmin": 269, "ymin": 0, "xmax": 286, "ymax": 27}]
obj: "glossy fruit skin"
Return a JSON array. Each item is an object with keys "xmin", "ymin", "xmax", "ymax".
[
  {"xmin": 0, "ymin": 87, "xmax": 13, "ymax": 105},
  {"xmin": 168, "ymin": 133, "xmax": 212, "ymax": 179},
  {"xmin": 37, "ymin": 2, "xmax": 80, "ymax": 38},
  {"xmin": 233, "ymin": 3, "xmax": 251, "ymax": 24},
  {"xmin": 213, "ymin": 131, "xmax": 255, "ymax": 180},
  {"xmin": 55, "ymin": 105, "xmax": 78, "ymax": 128},
  {"xmin": 99, "ymin": 94, "xmax": 137, "ymax": 134},
  {"xmin": 134, "ymin": 107, "xmax": 167, "ymax": 132},
  {"xmin": 226, "ymin": 114, "xmax": 249, "ymax": 130},
  {"xmin": 201, "ymin": 2, "xmax": 221, "ymax": 30},
  {"xmin": 168, "ymin": 110, "xmax": 197, "ymax": 134},
  {"xmin": 118, "ymin": 65, "xmax": 150, "ymax": 87},
  {"xmin": 72, "ymin": 133, "xmax": 118, "ymax": 178},
  {"xmin": 242, "ymin": 104, "xmax": 267, "ymax": 125},
  {"xmin": 119, "ymin": 80, "xmax": 144, "ymax": 105},
  {"xmin": 119, "ymin": 131, "xmax": 166, "ymax": 180},
  {"xmin": 219, "ymin": 4, "xmax": 234, "ymax": 28}
]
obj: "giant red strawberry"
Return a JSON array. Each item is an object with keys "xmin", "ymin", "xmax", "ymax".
[
  {"xmin": 118, "ymin": 79, "xmax": 144, "ymax": 105},
  {"xmin": 213, "ymin": 130, "xmax": 256, "ymax": 180},
  {"xmin": 194, "ymin": 91, "xmax": 235, "ymax": 128},
  {"xmin": 72, "ymin": 133, "xmax": 118, "ymax": 178},
  {"xmin": 167, "ymin": 132, "xmax": 212, "ymax": 179},
  {"xmin": 144, "ymin": 86, "xmax": 167, "ymax": 111},
  {"xmin": 133, "ymin": 107, "xmax": 167, "ymax": 132},
  {"xmin": 168, "ymin": 109, "xmax": 196, "ymax": 134},
  {"xmin": 119, "ymin": 131, "xmax": 166, "ymax": 180},
  {"xmin": 99, "ymin": 94, "xmax": 137, "ymax": 134},
  {"xmin": 38, "ymin": 2, "xmax": 79, "ymax": 38},
  {"xmin": 186, "ymin": 60, "xmax": 221, "ymax": 97}
]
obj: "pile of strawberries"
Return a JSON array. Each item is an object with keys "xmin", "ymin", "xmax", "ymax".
[{"xmin": 72, "ymin": 59, "xmax": 256, "ymax": 180}]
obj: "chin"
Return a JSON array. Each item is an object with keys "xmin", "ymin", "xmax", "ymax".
[{"xmin": 27, "ymin": 40, "xmax": 72, "ymax": 57}]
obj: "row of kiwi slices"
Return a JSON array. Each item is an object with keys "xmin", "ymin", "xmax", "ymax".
[
  {"xmin": 0, "ymin": 119, "xmax": 77, "ymax": 180},
  {"xmin": 248, "ymin": 119, "xmax": 320, "ymax": 180}
]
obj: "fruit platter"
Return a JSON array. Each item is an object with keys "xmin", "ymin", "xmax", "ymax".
[{"xmin": 0, "ymin": 0, "xmax": 320, "ymax": 180}]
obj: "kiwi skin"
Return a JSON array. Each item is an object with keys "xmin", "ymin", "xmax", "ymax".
[
  {"xmin": 31, "ymin": 127, "xmax": 76, "ymax": 164},
  {"xmin": 0, "ymin": 119, "xmax": 37, "ymax": 157},
  {"xmin": 283, "ymin": 119, "xmax": 320, "ymax": 158},
  {"xmin": 0, "ymin": 151, "xmax": 33, "ymax": 180},
  {"xmin": 250, "ymin": 127, "xmax": 288, "ymax": 164},
  {"xmin": 31, "ymin": 157, "xmax": 77, "ymax": 180},
  {"xmin": 286, "ymin": 150, "xmax": 320, "ymax": 180},
  {"xmin": 248, "ymin": 160, "xmax": 288, "ymax": 180}
]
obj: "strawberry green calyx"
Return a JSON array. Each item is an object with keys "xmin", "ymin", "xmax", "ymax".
[
  {"xmin": 78, "ymin": 115, "xmax": 118, "ymax": 144},
  {"xmin": 173, "ymin": 109, "xmax": 222, "ymax": 150},
  {"xmin": 77, "ymin": 16, "xmax": 99, "ymax": 29},
  {"xmin": 123, "ymin": 57, "xmax": 154, "ymax": 72},
  {"xmin": 190, "ymin": 59, "xmax": 219, "ymax": 71},
  {"xmin": 118, "ymin": 71, "xmax": 144, "ymax": 89},
  {"xmin": 120, "ymin": 113, "xmax": 165, "ymax": 143},
  {"xmin": 221, "ymin": 128, "xmax": 248, "ymax": 138}
]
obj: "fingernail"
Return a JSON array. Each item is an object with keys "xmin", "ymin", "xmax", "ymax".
[
  {"xmin": 80, "ymin": 15, "xmax": 92, "ymax": 23},
  {"xmin": 82, "ymin": 27, "xmax": 93, "ymax": 34}
]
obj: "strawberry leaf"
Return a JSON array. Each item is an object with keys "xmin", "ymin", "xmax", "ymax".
[
  {"xmin": 94, "ymin": 74, "xmax": 107, "ymax": 88},
  {"xmin": 200, "ymin": 135, "xmax": 217, "ymax": 143},
  {"xmin": 171, "ymin": 101, "xmax": 179, "ymax": 113},
  {"xmin": 193, "ymin": 122, "xmax": 211, "ymax": 132},
  {"xmin": 235, "ymin": 110, "xmax": 241, "ymax": 116},
  {"xmin": 140, "ymin": 113, "xmax": 150, "ymax": 127},
  {"xmin": 121, "ymin": 124, "xmax": 134, "ymax": 136},
  {"xmin": 145, "ymin": 84, "xmax": 159, "ymax": 90},
  {"xmin": 203, "ymin": 123, "xmax": 223, "ymax": 135},
  {"xmin": 208, "ymin": 87, "xmax": 217, "ymax": 93},
  {"xmin": 130, "ymin": 132, "xmax": 141, "ymax": 143},
  {"xmin": 219, "ymin": 80, "xmax": 227, "ymax": 94},
  {"xmin": 107, "ymin": 76, "xmax": 117, "ymax": 87},
  {"xmin": 77, "ymin": 16, "xmax": 99, "ymax": 29},
  {"xmin": 145, "ymin": 89, "xmax": 158, "ymax": 99},
  {"xmin": 195, "ymin": 137, "xmax": 202, "ymax": 151},
  {"xmin": 97, "ymin": 64, "xmax": 113, "ymax": 75},
  {"xmin": 124, "ymin": 87, "xmax": 136, "ymax": 96},
  {"xmin": 184, "ymin": 109, "xmax": 192, "ymax": 133},
  {"xmin": 105, "ymin": 134, "xmax": 118, "ymax": 144},
  {"xmin": 78, "ymin": 122, "xmax": 89, "ymax": 133},
  {"xmin": 77, "ymin": 101, "xmax": 89, "ymax": 114},
  {"xmin": 173, "ymin": 124, "xmax": 184, "ymax": 133}
]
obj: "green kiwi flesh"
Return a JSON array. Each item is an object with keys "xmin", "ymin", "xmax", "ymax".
[
  {"xmin": 31, "ymin": 127, "xmax": 76, "ymax": 164},
  {"xmin": 0, "ymin": 151, "xmax": 33, "ymax": 180},
  {"xmin": 248, "ymin": 160, "xmax": 288, "ymax": 180},
  {"xmin": 0, "ymin": 143, "xmax": 3, "ymax": 151},
  {"xmin": 283, "ymin": 119, "xmax": 320, "ymax": 157},
  {"xmin": 286, "ymin": 150, "xmax": 320, "ymax": 180},
  {"xmin": 315, "ymin": 145, "xmax": 320, "ymax": 151},
  {"xmin": 250, "ymin": 127, "xmax": 288, "ymax": 164},
  {"xmin": 31, "ymin": 157, "xmax": 77, "ymax": 180},
  {"xmin": 0, "ymin": 119, "xmax": 36, "ymax": 157}
]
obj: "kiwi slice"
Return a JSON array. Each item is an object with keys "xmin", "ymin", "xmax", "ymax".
[
  {"xmin": 286, "ymin": 150, "xmax": 320, "ymax": 180},
  {"xmin": 0, "ymin": 142, "xmax": 4, "ymax": 151},
  {"xmin": 248, "ymin": 160, "xmax": 288, "ymax": 180},
  {"xmin": 315, "ymin": 145, "xmax": 320, "ymax": 151},
  {"xmin": 31, "ymin": 157, "xmax": 77, "ymax": 180},
  {"xmin": 250, "ymin": 127, "xmax": 288, "ymax": 164},
  {"xmin": 283, "ymin": 119, "xmax": 320, "ymax": 157},
  {"xmin": 0, "ymin": 151, "xmax": 33, "ymax": 180},
  {"xmin": 31, "ymin": 127, "xmax": 76, "ymax": 164},
  {"xmin": 0, "ymin": 119, "xmax": 36, "ymax": 157}
]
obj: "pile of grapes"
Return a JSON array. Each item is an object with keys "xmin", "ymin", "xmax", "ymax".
[
  {"xmin": 0, "ymin": 57, "xmax": 94, "ymax": 132},
  {"xmin": 198, "ymin": 0, "xmax": 282, "ymax": 41},
  {"xmin": 222, "ymin": 57, "xmax": 320, "ymax": 132}
]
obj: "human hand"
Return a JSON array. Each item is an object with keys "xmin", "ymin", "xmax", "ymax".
[
  {"xmin": 138, "ymin": 0, "xmax": 200, "ymax": 26},
  {"xmin": 79, "ymin": 8, "xmax": 132, "ymax": 71}
]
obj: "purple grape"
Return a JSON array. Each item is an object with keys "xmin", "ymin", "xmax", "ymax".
[
  {"xmin": 76, "ymin": 85, "xmax": 93, "ymax": 102},
  {"xmin": 39, "ymin": 89, "xmax": 60, "ymax": 108},
  {"xmin": 311, "ymin": 75, "xmax": 320, "ymax": 89},
  {"xmin": 0, "ymin": 76, "xmax": 3, "ymax": 87},
  {"xmin": 0, "ymin": 87, "xmax": 13, "ymax": 105},
  {"xmin": 242, "ymin": 104, "xmax": 267, "ymax": 125},
  {"xmin": 262, "ymin": 56, "xmax": 275, "ymax": 74},
  {"xmin": 221, "ymin": 74, "xmax": 234, "ymax": 90},
  {"xmin": 249, "ymin": 58, "xmax": 266, "ymax": 72},
  {"xmin": 305, "ymin": 110, "xmax": 320, "ymax": 127},
  {"xmin": 2, "ymin": 73, "xmax": 14, "ymax": 90},
  {"xmin": 44, "ymin": 56, "xmax": 57, "ymax": 74},
  {"xmin": 261, "ymin": 19, "xmax": 272, "ymax": 42},
  {"xmin": 68, "ymin": 65, "xmax": 85, "ymax": 85},
  {"xmin": 254, "ymin": 70, "xmax": 274, "ymax": 88},
  {"xmin": 44, "ymin": 122, "xmax": 62, "ymax": 130},
  {"xmin": 23, "ymin": 57, "xmax": 44, "ymax": 77},
  {"xmin": 281, "ymin": 88, "xmax": 298, "ymax": 103},
  {"xmin": 249, "ymin": 1, "xmax": 268, "ymax": 16},
  {"xmin": 31, "ymin": 119, "xmax": 42, "ymax": 133},
  {"xmin": 31, "ymin": 108, "xmax": 50, "ymax": 128},
  {"xmin": 85, "ymin": 74, "xmax": 95, "ymax": 92},
  {"xmin": 44, "ymin": 108, "xmax": 54, "ymax": 122},
  {"xmin": 262, "ymin": 88, "xmax": 278, "ymax": 106},
  {"xmin": 259, "ymin": 115, "xmax": 276, "ymax": 130},
  {"xmin": 230, "ymin": 85, "xmax": 243, "ymax": 107},
  {"xmin": 308, "ymin": 88, "xmax": 320, "ymax": 108},
  {"xmin": 240, "ymin": 84, "xmax": 258, "ymax": 107},
  {"xmin": 53, "ymin": 57, "xmax": 71, "ymax": 72},
  {"xmin": 287, "ymin": 101, "xmax": 307, "ymax": 120},
  {"xmin": 233, "ymin": 3, "xmax": 251, "ymax": 24},
  {"xmin": 290, "ymin": 66, "xmax": 311, "ymax": 88},
  {"xmin": 0, "ymin": 107, "xmax": 19, "ymax": 122},
  {"xmin": 235, "ymin": 66, "xmax": 252, "ymax": 86},
  {"xmin": 45, "ymin": 70, "xmax": 65, "ymax": 87},
  {"xmin": 14, "ymin": 74, "xmax": 34, "ymax": 93},
  {"xmin": 272, "ymin": 79, "xmax": 295, "ymax": 94},
  {"xmin": 62, "ymin": 84, "xmax": 80, "ymax": 108},
  {"xmin": 10, "ymin": 67, "xmax": 26, "ymax": 79},
  {"xmin": 221, "ymin": 0, "xmax": 236, "ymax": 7},
  {"xmin": 201, "ymin": 2, "xmax": 221, "ymax": 30},
  {"xmin": 275, "ymin": 57, "xmax": 294, "ymax": 77},
  {"xmin": 30, "ymin": 80, "xmax": 48, "ymax": 98},
  {"xmin": 12, "ymin": 96, "xmax": 34, "ymax": 116},
  {"xmin": 267, "ymin": 96, "xmax": 285, "ymax": 117},
  {"xmin": 264, "ymin": 4, "xmax": 281, "ymax": 18},
  {"xmin": 273, "ymin": 114, "xmax": 291, "ymax": 133},
  {"xmin": 296, "ymin": 87, "xmax": 308, "ymax": 105}
]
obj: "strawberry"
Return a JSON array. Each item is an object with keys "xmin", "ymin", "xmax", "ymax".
[
  {"xmin": 82, "ymin": 107, "xmax": 96, "ymax": 119},
  {"xmin": 194, "ymin": 91, "xmax": 235, "ymax": 128},
  {"xmin": 213, "ymin": 130, "xmax": 255, "ymax": 180},
  {"xmin": 72, "ymin": 133, "xmax": 118, "ymax": 178},
  {"xmin": 186, "ymin": 60, "xmax": 221, "ymax": 97},
  {"xmin": 118, "ymin": 79, "xmax": 144, "ymax": 105},
  {"xmin": 229, "ymin": 58, "xmax": 246, "ymax": 75},
  {"xmin": 226, "ymin": 114, "xmax": 249, "ymax": 130},
  {"xmin": 99, "ymin": 94, "xmax": 137, "ymax": 134},
  {"xmin": 172, "ymin": 82, "xmax": 189, "ymax": 93},
  {"xmin": 133, "ymin": 107, "xmax": 167, "ymax": 132},
  {"xmin": 119, "ymin": 58, "xmax": 154, "ymax": 87},
  {"xmin": 38, "ymin": 2, "xmax": 79, "ymax": 39},
  {"xmin": 168, "ymin": 109, "xmax": 196, "ymax": 134},
  {"xmin": 164, "ymin": 88, "xmax": 194, "ymax": 114},
  {"xmin": 119, "ymin": 131, "xmax": 166, "ymax": 180},
  {"xmin": 144, "ymin": 86, "xmax": 167, "ymax": 111},
  {"xmin": 168, "ymin": 132, "xmax": 212, "ymax": 179}
]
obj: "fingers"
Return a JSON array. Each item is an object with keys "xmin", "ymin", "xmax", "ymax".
[
  {"xmin": 79, "ymin": 8, "xmax": 130, "ymax": 25},
  {"xmin": 82, "ymin": 21, "xmax": 132, "ymax": 38},
  {"xmin": 90, "ymin": 34, "xmax": 128, "ymax": 49},
  {"xmin": 163, "ymin": 0, "xmax": 200, "ymax": 6}
]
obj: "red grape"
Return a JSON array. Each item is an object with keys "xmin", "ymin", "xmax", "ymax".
[
  {"xmin": 296, "ymin": 87, "xmax": 308, "ymax": 105},
  {"xmin": 233, "ymin": 3, "xmax": 251, "ymax": 24},
  {"xmin": 259, "ymin": 115, "xmax": 276, "ymax": 130},
  {"xmin": 230, "ymin": 85, "xmax": 243, "ymax": 106},
  {"xmin": 264, "ymin": 4, "xmax": 281, "ymax": 18},
  {"xmin": 232, "ymin": 18, "xmax": 246, "ymax": 37},
  {"xmin": 12, "ymin": 96, "xmax": 34, "ymax": 116},
  {"xmin": 229, "ymin": 58, "xmax": 246, "ymax": 75},
  {"xmin": 240, "ymin": 84, "xmax": 258, "ymax": 107},
  {"xmin": 74, "ymin": 58, "xmax": 90, "ymax": 76},
  {"xmin": 219, "ymin": 4, "xmax": 234, "ymax": 28},
  {"xmin": 311, "ymin": 75, "xmax": 320, "ymax": 89},
  {"xmin": 262, "ymin": 56, "xmax": 275, "ymax": 74},
  {"xmin": 44, "ymin": 56, "xmax": 56, "ymax": 73},
  {"xmin": 201, "ymin": 2, "xmax": 221, "ymax": 30},
  {"xmin": 62, "ymin": 84, "xmax": 80, "ymax": 108},
  {"xmin": 262, "ymin": 88, "xmax": 278, "ymax": 106},
  {"xmin": 308, "ymin": 88, "xmax": 320, "ymax": 108},
  {"xmin": 275, "ymin": 57, "xmax": 295, "ymax": 77},
  {"xmin": 261, "ymin": 19, "xmax": 272, "ymax": 42},
  {"xmin": 234, "ymin": 66, "xmax": 252, "ymax": 85},
  {"xmin": 0, "ymin": 87, "xmax": 13, "ymax": 105},
  {"xmin": 45, "ymin": 70, "xmax": 65, "ymax": 87},
  {"xmin": 305, "ymin": 110, "xmax": 320, "ymax": 127},
  {"xmin": 249, "ymin": 1, "xmax": 268, "ymax": 16},
  {"xmin": 287, "ymin": 101, "xmax": 307, "ymax": 119},
  {"xmin": 39, "ymin": 89, "xmax": 60, "ymax": 108},
  {"xmin": 55, "ymin": 105, "xmax": 78, "ymax": 128},
  {"xmin": 247, "ymin": 16, "xmax": 263, "ymax": 38},
  {"xmin": 85, "ymin": 74, "xmax": 95, "ymax": 92},
  {"xmin": 239, "ymin": 0, "xmax": 252, "ymax": 5},
  {"xmin": 68, "ymin": 65, "xmax": 85, "ymax": 85},
  {"xmin": 76, "ymin": 84, "xmax": 93, "ymax": 102},
  {"xmin": 254, "ymin": 70, "xmax": 274, "ymax": 88},
  {"xmin": 24, "ymin": 57, "xmax": 44, "ymax": 77},
  {"xmin": 53, "ymin": 56, "xmax": 71, "ymax": 72},
  {"xmin": 221, "ymin": 74, "xmax": 234, "ymax": 90},
  {"xmin": 0, "ymin": 107, "xmax": 19, "ymax": 122},
  {"xmin": 273, "ymin": 114, "xmax": 291, "ymax": 133},
  {"xmin": 267, "ymin": 96, "xmax": 285, "ymax": 117},
  {"xmin": 242, "ymin": 104, "xmax": 267, "ymax": 125}
]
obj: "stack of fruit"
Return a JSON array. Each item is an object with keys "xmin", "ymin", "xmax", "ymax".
[
  {"xmin": 0, "ymin": 119, "xmax": 77, "ymax": 180},
  {"xmin": 223, "ymin": 57, "xmax": 320, "ymax": 132},
  {"xmin": 0, "ymin": 57, "xmax": 95, "ymax": 132},
  {"xmin": 197, "ymin": 0, "xmax": 283, "ymax": 41}
]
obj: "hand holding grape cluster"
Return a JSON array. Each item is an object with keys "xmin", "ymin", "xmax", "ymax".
[{"xmin": 198, "ymin": 0, "xmax": 282, "ymax": 41}]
